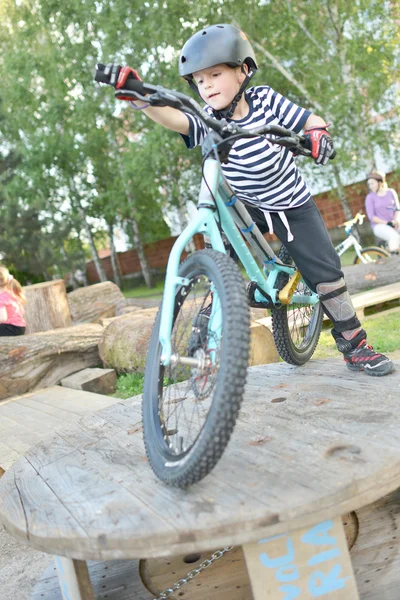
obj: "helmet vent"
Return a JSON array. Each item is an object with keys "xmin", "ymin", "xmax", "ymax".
[
  {"xmin": 181, "ymin": 56, "xmax": 186, "ymax": 63},
  {"xmin": 217, "ymin": 25, "xmax": 224, "ymax": 28},
  {"xmin": 202, "ymin": 31, "xmax": 207, "ymax": 35}
]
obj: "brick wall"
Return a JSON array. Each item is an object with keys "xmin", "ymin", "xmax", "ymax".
[
  {"xmin": 87, "ymin": 172, "xmax": 399, "ymax": 282},
  {"xmin": 87, "ymin": 233, "xmax": 205, "ymax": 284},
  {"xmin": 264, "ymin": 170, "xmax": 400, "ymax": 242}
]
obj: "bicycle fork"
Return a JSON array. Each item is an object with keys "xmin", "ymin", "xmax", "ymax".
[{"xmin": 158, "ymin": 208, "xmax": 225, "ymax": 366}]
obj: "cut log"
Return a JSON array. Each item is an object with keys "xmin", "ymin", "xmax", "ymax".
[
  {"xmin": 343, "ymin": 255, "xmax": 400, "ymax": 295},
  {"xmin": 249, "ymin": 321, "xmax": 279, "ymax": 366},
  {"xmin": 23, "ymin": 280, "xmax": 72, "ymax": 334},
  {"xmin": 67, "ymin": 282, "xmax": 125, "ymax": 324},
  {"xmin": 0, "ymin": 324, "xmax": 103, "ymax": 401},
  {"xmin": 99, "ymin": 308, "xmax": 158, "ymax": 373}
]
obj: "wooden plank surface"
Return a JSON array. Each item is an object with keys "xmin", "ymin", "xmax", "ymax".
[
  {"xmin": 351, "ymin": 486, "xmax": 400, "ymax": 599},
  {"xmin": 31, "ymin": 559, "xmax": 150, "ymax": 600},
  {"xmin": 0, "ymin": 386, "xmax": 119, "ymax": 470},
  {"xmin": 243, "ymin": 517, "xmax": 359, "ymax": 599},
  {"xmin": 0, "ymin": 360, "xmax": 399, "ymax": 561},
  {"xmin": 29, "ymin": 488, "xmax": 400, "ymax": 600}
]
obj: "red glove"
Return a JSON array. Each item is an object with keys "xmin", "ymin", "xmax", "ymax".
[
  {"xmin": 115, "ymin": 66, "xmax": 142, "ymax": 101},
  {"xmin": 304, "ymin": 123, "xmax": 334, "ymax": 165}
]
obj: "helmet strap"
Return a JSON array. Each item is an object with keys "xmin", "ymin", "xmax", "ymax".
[
  {"xmin": 187, "ymin": 79, "xmax": 200, "ymax": 96},
  {"xmin": 186, "ymin": 67, "xmax": 255, "ymax": 120},
  {"xmin": 213, "ymin": 67, "xmax": 255, "ymax": 119}
]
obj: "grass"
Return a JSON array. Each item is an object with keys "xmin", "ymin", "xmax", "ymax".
[
  {"xmin": 112, "ymin": 373, "xmax": 145, "ymax": 399},
  {"xmin": 122, "ymin": 275, "xmax": 165, "ymax": 299},
  {"xmin": 338, "ymin": 249, "xmax": 356, "ymax": 266}
]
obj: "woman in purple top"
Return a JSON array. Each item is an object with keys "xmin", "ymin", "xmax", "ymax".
[{"xmin": 365, "ymin": 171, "xmax": 400, "ymax": 252}]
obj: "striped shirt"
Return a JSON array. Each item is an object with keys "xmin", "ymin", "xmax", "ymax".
[{"xmin": 182, "ymin": 85, "xmax": 312, "ymax": 211}]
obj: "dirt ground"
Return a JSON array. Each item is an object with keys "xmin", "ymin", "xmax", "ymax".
[{"xmin": 0, "ymin": 526, "xmax": 51, "ymax": 600}]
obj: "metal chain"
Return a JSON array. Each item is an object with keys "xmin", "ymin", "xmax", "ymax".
[{"xmin": 151, "ymin": 546, "xmax": 233, "ymax": 600}]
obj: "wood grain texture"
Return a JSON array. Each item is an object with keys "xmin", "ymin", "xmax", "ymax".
[
  {"xmin": 0, "ymin": 386, "xmax": 119, "ymax": 470},
  {"xmin": 98, "ymin": 308, "xmax": 158, "ymax": 373},
  {"xmin": 67, "ymin": 282, "xmax": 125, "ymax": 325},
  {"xmin": 243, "ymin": 517, "xmax": 359, "ymax": 599},
  {"xmin": 29, "ymin": 488, "xmax": 400, "ymax": 599},
  {"xmin": 60, "ymin": 368, "xmax": 117, "ymax": 395},
  {"xmin": 0, "ymin": 360, "xmax": 399, "ymax": 561},
  {"xmin": 31, "ymin": 559, "xmax": 150, "ymax": 600},
  {"xmin": 249, "ymin": 322, "xmax": 279, "ymax": 366},
  {"xmin": 0, "ymin": 324, "xmax": 103, "ymax": 400},
  {"xmin": 351, "ymin": 487, "xmax": 400, "ymax": 600},
  {"xmin": 23, "ymin": 280, "xmax": 72, "ymax": 334},
  {"xmin": 342, "ymin": 258, "xmax": 400, "ymax": 294}
]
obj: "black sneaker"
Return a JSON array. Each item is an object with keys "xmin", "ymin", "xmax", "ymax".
[{"xmin": 344, "ymin": 340, "xmax": 394, "ymax": 377}]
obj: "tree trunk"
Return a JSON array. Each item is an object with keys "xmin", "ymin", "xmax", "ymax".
[
  {"xmin": 127, "ymin": 217, "xmax": 153, "ymax": 288},
  {"xmin": 342, "ymin": 256, "xmax": 400, "ymax": 295},
  {"xmin": 77, "ymin": 235, "xmax": 89, "ymax": 287},
  {"xmin": 177, "ymin": 194, "xmax": 196, "ymax": 254},
  {"xmin": 107, "ymin": 221, "xmax": 122, "ymax": 289},
  {"xmin": 332, "ymin": 163, "xmax": 354, "ymax": 222},
  {"xmin": 67, "ymin": 281, "xmax": 125, "ymax": 325},
  {"xmin": 110, "ymin": 132, "xmax": 153, "ymax": 288},
  {"xmin": 69, "ymin": 183, "xmax": 106, "ymax": 284},
  {"xmin": 79, "ymin": 205, "xmax": 107, "ymax": 283},
  {"xmin": 0, "ymin": 324, "xmax": 103, "ymax": 401},
  {"xmin": 23, "ymin": 280, "xmax": 72, "ymax": 334}
]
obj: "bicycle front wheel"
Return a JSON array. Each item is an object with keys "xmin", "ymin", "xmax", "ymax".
[
  {"xmin": 142, "ymin": 249, "xmax": 250, "ymax": 488},
  {"xmin": 271, "ymin": 245, "xmax": 323, "ymax": 365},
  {"xmin": 354, "ymin": 246, "xmax": 390, "ymax": 264}
]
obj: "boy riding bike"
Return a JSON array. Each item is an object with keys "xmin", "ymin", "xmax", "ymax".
[{"xmin": 107, "ymin": 23, "xmax": 393, "ymax": 377}]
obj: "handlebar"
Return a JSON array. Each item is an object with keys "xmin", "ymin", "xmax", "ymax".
[
  {"xmin": 94, "ymin": 63, "xmax": 336, "ymax": 160},
  {"xmin": 340, "ymin": 212, "xmax": 366, "ymax": 229}
]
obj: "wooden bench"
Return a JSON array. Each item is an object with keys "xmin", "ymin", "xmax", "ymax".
[{"xmin": 1, "ymin": 359, "xmax": 399, "ymax": 599}]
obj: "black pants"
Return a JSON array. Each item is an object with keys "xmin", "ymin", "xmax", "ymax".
[
  {"xmin": 245, "ymin": 199, "xmax": 343, "ymax": 292},
  {"xmin": 0, "ymin": 324, "xmax": 26, "ymax": 336}
]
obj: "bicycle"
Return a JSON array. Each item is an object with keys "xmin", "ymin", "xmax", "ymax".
[
  {"xmin": 334, "ymin": 213, "xmax": 390, "ymax": 264},
  {"xmin": 95, "ymin": 65, "xmax": 330, "ymax": 488}
]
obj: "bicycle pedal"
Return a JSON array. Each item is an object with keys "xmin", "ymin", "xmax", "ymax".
[{"xmin": 246, "ymin": 281, "xmax": 275, "ymax": 309}]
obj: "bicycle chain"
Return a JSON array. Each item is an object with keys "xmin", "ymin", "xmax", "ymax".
[{"xmin": 151, "ymin": 546, "xmax": 233, "ymax": 599}]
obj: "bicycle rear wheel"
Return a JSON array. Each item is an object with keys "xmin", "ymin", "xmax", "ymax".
[
  {"xmin": 353, "ymin": 246, "xmax": 390, "ymax": 264},
  {"xmin": 271, "ymin": 245, "xmax": 323, "ymax": 365},
  {"xmin": 142, "ymin": 249, "xmax": 250, "ymax": 488}
]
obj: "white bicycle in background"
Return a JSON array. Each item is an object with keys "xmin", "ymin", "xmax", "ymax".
[{"xmin": 335, "ymin": 213, "xmax": 390, "ymax": 264}]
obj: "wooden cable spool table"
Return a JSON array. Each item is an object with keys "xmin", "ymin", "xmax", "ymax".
[{"xmin": 0, "ymin": 360, "xmax": 399, "ymax": 599}]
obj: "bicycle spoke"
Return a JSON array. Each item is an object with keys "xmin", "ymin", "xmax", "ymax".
[{"xmin": 157, "ymin": 275, "xmax": 222, "ymax": 454}]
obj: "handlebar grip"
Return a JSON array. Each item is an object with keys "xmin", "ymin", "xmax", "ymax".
[
  {"xmin": 94, "ymin": 63, "xmax": 112, "ymax": 84},
  {"xmin": 94, "ymin": 64, "xmax": 151, "ymax": 96},
  {"xmin": 121, "ymin": 78, "xmax": 147, "ymax": 95}
]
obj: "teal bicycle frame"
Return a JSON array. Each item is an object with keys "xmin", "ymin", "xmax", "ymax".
[{"xmin": 159, "ymin": 156, "xmax": 320, "ymax": 365}]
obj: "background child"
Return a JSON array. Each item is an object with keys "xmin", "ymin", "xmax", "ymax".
[
  {"xmin": 106, "ymin": 23, "xmax": 394, "ymax": 376},
  {"xmin": 0, "ymin": 265, "xmax": 26, "ymax": 336},
  {"xmin": 365, "ymin": 171, "xmax": 400, "ymax": 253}
]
